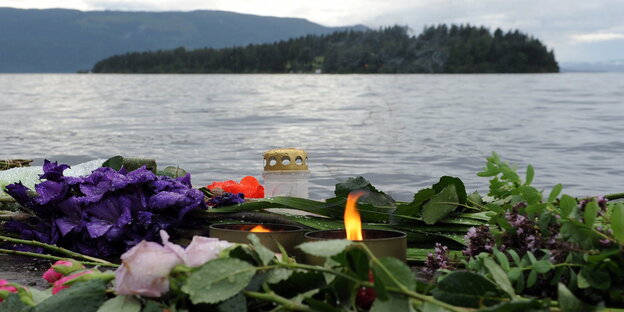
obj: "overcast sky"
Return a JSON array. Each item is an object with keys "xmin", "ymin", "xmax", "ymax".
[{"xmin": 2, "ymin": 0, "xmax": 623, "ymax": 63}]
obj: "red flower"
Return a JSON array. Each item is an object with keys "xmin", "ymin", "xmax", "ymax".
[{"xmin": 207, "ymin": 176, "xmax": 264, "ymax": 199}]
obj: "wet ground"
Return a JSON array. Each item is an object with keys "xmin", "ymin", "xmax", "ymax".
[{"xmin": 0, "ymin": 254, "xmax": 51, "ymax": 288}]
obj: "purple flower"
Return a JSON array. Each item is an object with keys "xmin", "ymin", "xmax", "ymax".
[
  {"xmin": 462, "ymin": 225, "xmax": 495, "ymax": 257},
  {"xmin": 422, "ymin": 243, "xmax": 451, "ymax": 280},
  {"xmin": 4, "ymin": 161, "xmax": 207, "ymax": 258},
  {"xmin": 208, "ymin": 192, "xmax": 245, "ymax": 207}
]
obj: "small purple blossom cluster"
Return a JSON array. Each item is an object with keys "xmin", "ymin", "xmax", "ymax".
[
  {"xmin": 423, "ymin": 243, "xmax": 452, "ymax": 280},
  {"xmin": 579, "ymin": 196, "xmax": 608, "ymax": 218},
  {"xmin": 462, "ymin": 225, "xmax": 496, "ymax": 257},
  {"xmin": 4, "ymin": 160, "xmax": 206, "ymax": 258},
  {"xmin": 208, "ymin": 192, "xmax": 245, "ymax": 207}
]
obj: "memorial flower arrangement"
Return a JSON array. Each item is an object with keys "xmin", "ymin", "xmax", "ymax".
[
  {"xmin": 2, "ymin": 160, "xmax": 206, "ymax": 258},
  {"xmin": 1, "ymin": 153, "xmax": 624, "ymax": 311}
]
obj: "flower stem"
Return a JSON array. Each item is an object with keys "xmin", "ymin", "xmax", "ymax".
[
  {"xmin": 0, "ymin": 248, "xmax": 118, "ymax": 267},
  {"xmin": 0, "ymin": 235, "xmax": 115, "ymax": 265},
  {"xmin": 245, "ymin": 290, "xmax": 317, "ymax": 312}
]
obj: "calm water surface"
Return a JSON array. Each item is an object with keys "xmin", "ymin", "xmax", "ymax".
[{"xmin": 1, "ymin": 74, "xmax": 623, "ymax": 200}]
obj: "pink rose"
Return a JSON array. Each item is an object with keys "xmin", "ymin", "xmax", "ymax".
[
  {"xmin": 114, "ymin": 239, "xmax": 183, "ymax": 298},
  {"xmin": 0, "ymin": 279, "xmax": 18, "ymax": 303},
  {"xmin": 52, "ymin": 270, "xmax": 95, "ymax": 294},
  {"xmin": 183, "ymin": 236, "xmax": 232, "ymax": 267},
  {"xmin": 42, "ymin": 260, "xmax": 79, "ymax": 283},
  {"xmin": 114, "ymin": 231, "xmax": 232, "ymax": 298},
  {"xmin": 160, "ymin": 230, "xmax": 232, "ymax": 267}
]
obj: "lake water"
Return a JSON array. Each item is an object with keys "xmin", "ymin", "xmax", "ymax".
[{"xmin": 1, "ymin": 73, "xmax": 623, "ymax": 201}]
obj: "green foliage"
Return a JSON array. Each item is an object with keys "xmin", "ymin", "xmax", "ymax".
[
  {"xmin": 35, "ymin": 279, "xmax": 107, "ymax": 312},
  {"xmin": 92, "ymin": 25, "xmax": 558, "ymax": 74},
  {"xmin": 297, "ymin": 239, "xmax": 352, "ymax": 257},
  {"xmin": 432, "ymin": 271, "xmax": 508, "ymax": 308},
  {"xmin": 181, "ymin": 258, "xmax": 257, "ymax": 304},
  {"xmin": 422, "ymin": 184, "xmax": 460, "ymax": 225},
  {"xmin": 96, "ymin": 296, "xmax": 141, "ymax": 312}
]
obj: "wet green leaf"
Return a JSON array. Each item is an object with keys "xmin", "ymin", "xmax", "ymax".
[
  {"xmin": 182, "ymin": 258, "xmax": 256, "ymax": 304},
  {"xmin": 297, "ymin": 239, "xmax": 352, "ymax": 257},
  {"xmin": 422, "ymin": 184, "xmax": 459, "ymax": 225},
  {"xmin": 610, "ymin": 203, "xmax": 624, "ymax": 242},
  {"xmin": 432, "ymin": 271, "xmax": 507, "ymax": 308},
  {"xmin": 96, "ymin": 296, "xmax": 140, "ymax": 312}
]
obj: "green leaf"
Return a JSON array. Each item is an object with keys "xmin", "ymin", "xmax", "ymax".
[
  {"xmin": 266, "ymin": 268, "xmax": 293, "ymax": 284},
  {"xmin": 334, "ymin": 176, "xmax": 395, "ymax": 206},
  {"xmin": 29, "ymin": 289, "xmax": 51, "ymax": 305},
  {"xmin": 297, "ymin": 239, "xmax": 352, "ymax": 257},
  {"xmin": 559, "ymin": 195, "xmax": 577, "ymax": 218},
  {"xmin": 432, "ymin": 271, "xmax": 507, "ymax": 308},
  {"xmin": 304, "ymin": 298, "xmax": 342, "ymax": 312},
  {"xmin": 507, "ymin": 268, "xmax": 522, "ymax": 281},
  {"xmin": 524, "ymin": 165, "xmax": 534, "ymax": 185},
  {"xmin": 432, "ymin": 176, "xmax": 467, "ymax": 204},
  {"xmin": 532, "ymin": 260, "xmax": 553, "ymax": 274},
  {"xmin": 507, "ymin": 250, "xmax": 521, "ymax": 267},
  {"xmin": 422, "ymin": 184, "xmax": 459, "ymax": 225},
  {"xmin": 35, "ymin": 279, "xmax": 107, "ymax": 312},
  {"xmin": 584, "ymin": 200, "xmax": 599, "ymax": 227},
  {"xmin": 247, "ymin": 234, "xmax": 274, "ymax": 265},
  {"xmin": 483, "ymin": 258, "xmax": 515, "ymax": 298},
  {"xmin": 493, "ymin": 249, "xmax": 510, "ymax": 271},
  {"xmin": 157, "ymin": 166, "xmax": 187, "ymax": 178},
  {"xmin": 96, "ymin": 296, "xmax": 141, "ymax": 312},
  {"xmin": 344, "ymin": 247, "xmax": 370, "ymax": 281},
  {"xmin": 370, "ymin": 294, "xmax": 411, "ymax": 312},
  {"xmin": 526, "ymin": 270, "xmax": 537, "ymax": 288},
  {"xmin": 0, "ymin": 293, "xmax": 31, "ymax": 312},
  {"xmin": 579, "ymin": 265, "xmax": 611, "ymax": 290},
  {"xmin": 480, "ymin": 299, "xmax": 545, "ymax": 312},
  {"xmin": 182, "ymin": 258, "xmax": 256, "ymax": 304},
  {"xmin": 101, "ymin": 156, "xmax": 123, "ymax": 171},
  {"xmin": 140, "ymin": 301, "xmax": 163, "ymax": 312},
  {"xmin": 215, "ymin": 293, "xmax": 247, "ymax": 312},
  {"xmin": 558, "ymin": 283, "xmax": 592, "ymax": 312},
  {"xmin": 611, "ymin": 203, "xmax": 624, "ymax": 242},
  {"xmin": 395, "ymin": 188, "xmax": 435, "ymax": 216},
  {"xmin": 526, "ymin": 251, "xmax": 537, "ymax": 264},
  {"xmin": 548, "ymin": 184, "xmax": 563, "ymax": 203},
  {"xmin": 467, "ymin": 191, "xmax": 484, "ymax": 207},
  {"xmin": 371, "ymin": 257, "xmax": 415, "ymax": 291}
]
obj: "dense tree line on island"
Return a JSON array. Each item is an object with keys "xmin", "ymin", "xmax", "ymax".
[{"xmin": 91, "ymin": 25, "xmax": 559, "ymax": 73}]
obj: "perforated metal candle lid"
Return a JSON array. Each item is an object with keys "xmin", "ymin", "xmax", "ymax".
[{"xmin": 263, "ymin": 148, "xmax": 308, "ymax": 171}]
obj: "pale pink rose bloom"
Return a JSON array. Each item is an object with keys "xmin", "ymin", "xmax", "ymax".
[
  {"xmin": 114, "ymin": 240, "xmax": 183, "ymax": 298},
  {"xmin": 159, "ymin": 230, "xmax": 231, "ymax": 268},
  {"xmin": 183, "ymin": 236, "xmax": 232, "ymax": 267}
]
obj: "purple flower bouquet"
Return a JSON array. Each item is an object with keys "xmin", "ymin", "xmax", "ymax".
[{"xmin": 4, "ymin": 160, "xmax": 206, "ymax": 258}]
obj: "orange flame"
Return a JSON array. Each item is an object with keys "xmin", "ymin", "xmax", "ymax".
[
  {"xmin": 344, "ymin": 191, "xmax": 365, "ymax": 240},
  {"xmin": 250, "ymin": 225, "xmax": 271, "ymax": 232}
]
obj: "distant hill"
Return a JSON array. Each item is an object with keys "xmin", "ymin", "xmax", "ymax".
[
  {"xmin": 0, "ymin": 8, "xmax": 367, "ymax": 73},
  {"xmin": 93, "ymin": 25, "xmax": 559, "ymax": 74}
]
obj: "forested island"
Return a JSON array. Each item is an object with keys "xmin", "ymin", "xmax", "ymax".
[{"xmin": 92, "ymin": 25, "xmax": 559, "ymax": 73}]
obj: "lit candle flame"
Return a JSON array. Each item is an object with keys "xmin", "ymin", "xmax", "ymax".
[
  {"xmin": 250, "ymin": 225, "xmax": 271, "ymax": 232},
  {"xmin": 344, "ymin": 191, "xmax": 365, "ymax": 240}
]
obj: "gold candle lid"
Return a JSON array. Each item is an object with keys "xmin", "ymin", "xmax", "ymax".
[{"xmin": 263, "ymin": 148, "xmax": 308, "ymax": 171}]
